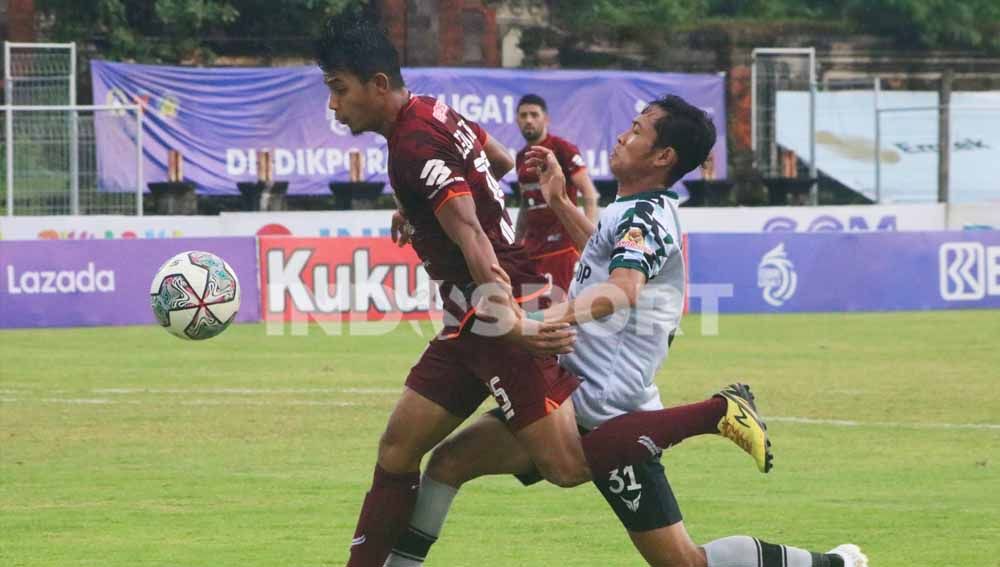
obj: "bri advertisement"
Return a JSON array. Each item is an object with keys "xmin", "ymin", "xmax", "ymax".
[
  {"xmin": 687, "ymin": 231, "xmax": 1000, "ymax": 313},
  {"xmin": 0, "ymin": 238, "xmax": 260, "ymax": 329}
]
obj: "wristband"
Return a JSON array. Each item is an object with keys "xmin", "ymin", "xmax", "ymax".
[{"xmin": 526, "ymin": 311, "xmax": 545, "ymax": 322}]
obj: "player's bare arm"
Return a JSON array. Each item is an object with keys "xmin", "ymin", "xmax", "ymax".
[
  {"xmin": 433, "ymin": 191, "xmax": 572, "ymax": 355},
  {"xmin": 483, "ymin": 134, "xmax": 515, "ymax": 180},
  {"xmin": 434, "ymin": 193, "xmax": 505, "ymax": 285},
  {"xmin": 539, "ymin": 267, "xmax": 645, "ymax": 327},
  {"xmin": 525, "ymin": 145, "xmax": 595, "ymax": 251},
  {"xmin": 572, "ymin": 168, "xmax": 601, "ymax": 224},
  {"xmin": 483, "ymin": 263, "xmax": 643, "ymax": 356}
]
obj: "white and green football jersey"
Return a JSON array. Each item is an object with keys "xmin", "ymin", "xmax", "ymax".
[{"xmin": 561, "ymin": 189, "xmax": 685, "ymax": 430}]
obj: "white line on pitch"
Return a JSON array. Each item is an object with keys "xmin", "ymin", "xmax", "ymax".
[
  {"xmin": 22, "ymin": 398, "xmax": 364, "ymax": 407},
  {"xmin": 771, "ymin": 416, "xmax": 1000, "ymax": 431},
  {"xmin": 182, "ymin": 399, "xmax": 359, "ymax": 407},
  {"xmin": 91, "ymin": 387, "xmax": 399, "ymax": 395}
]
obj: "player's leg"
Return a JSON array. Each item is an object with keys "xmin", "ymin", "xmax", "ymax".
[
  {"xmin": 514, "ymin": 383, "xmax": 769, "ymax": 488},
  {"xmin": 580, "ymin": 383, "xmax": 774, "ymax": 481},
  {"xmin": 386, "ymin": 412, "xmax": 536, "ymax": 566},
  {"xmin": 595, "ymin": 454, "xmax": 704, "ymax": 567},
  {"xmin": 346, "ymin": 339, "xmax": 488, "ymax": 567},
  {"xmin": 604, "ymin": 460, "xmax": 865, "ymax": 567},
  {"xmin": 630, "ymin": 524, "xmax": 706, "ymax": 567},
  {"xmin": 346, "ymin": 388, "xmax": 464, "ymax": 567},
  {"xmin": 628, "ymin": 523, "xmax": 868, "ymax": 567},
  {"xmin": 701, "ymin": 537, "xmax": 867, "ymax": 567},
  {"xmin": 471, "ymin": 330, "xmax": 769, "ymax": 487}
]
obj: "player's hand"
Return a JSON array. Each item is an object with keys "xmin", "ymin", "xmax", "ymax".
[
  {"xmin": 524, "ymin": 146, "xmax": 568, "ymax": 206},
  {"xmin": 474, "ymin": 264, "xmax": 576, "ymax": 356},
  {"xmin": 390, "ymin": 210, "xmax": 413, "ymax": 247},
  {"xmin": 511, "ymin": 318, "xmax": 576, "ymax": 356},
  {"xmin": 474, "ymin": 264, "xmax": 517, "ymax": 325}
]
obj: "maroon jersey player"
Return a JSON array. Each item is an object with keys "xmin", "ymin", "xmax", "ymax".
[
  {"xmin": 514, "ymin": 94, "xmax": 600, "ymax": 295},
  {"xmin": 387, "ymin": 94, "xmax": 547, "ymax": 337},
  {"xmin": 318, "ymin": 14, "xmax": 586, "ymax": 567}
]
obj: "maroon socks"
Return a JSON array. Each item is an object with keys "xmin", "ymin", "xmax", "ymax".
[
  {"xmin": 581, "ymin": 396, "xmax": 727, "ymax": 477},
  {"xmin": 346, "ymin": 464, "xmax": 420, "ymax": 567}
]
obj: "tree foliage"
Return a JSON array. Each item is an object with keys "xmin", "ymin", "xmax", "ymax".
[
  {"xmin": 546, "ymin": 0, "xmax": 1000, "ymax": 49},
  {"xmin": 36, "ymin": 0, "xmax": 363, "ymax": 64}
]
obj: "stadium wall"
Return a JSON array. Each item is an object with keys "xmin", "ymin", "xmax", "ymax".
[
  {"xmin": 3, "ymin": 203, "xmax": 992, "ymax": 241},
  {"xmin": 1, "ymin": 227, "xmax": 998, "ymax": 329}
]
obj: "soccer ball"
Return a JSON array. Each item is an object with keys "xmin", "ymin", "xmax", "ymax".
[{"xmin": 150, "ymin": 251, "xmax": 240, "ymax": 340}]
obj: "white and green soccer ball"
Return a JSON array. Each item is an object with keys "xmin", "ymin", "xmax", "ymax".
[{"xmin": 150, "ymin": 251, "xmax": 241, "ymax": 340}]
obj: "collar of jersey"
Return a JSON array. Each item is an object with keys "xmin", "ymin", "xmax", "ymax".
[{"xmin": 615, "ymin": 188, "xmax": 678, "ymax": 202}]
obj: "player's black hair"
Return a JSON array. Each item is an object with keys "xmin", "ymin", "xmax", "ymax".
[
  {"xmin": 315, "ymin": 7, "xmax": 405, "ymax": 88},
  {"xmin": 646, "ymin": 94, "xmax": 716, "ymax": 185},
  {"xmin": 517, "ymin": 94, "xmax": 548, "ymax": 113}
]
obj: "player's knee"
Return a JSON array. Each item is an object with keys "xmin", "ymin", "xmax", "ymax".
[
  {"xmin": 425, "ymin": 442, "xmax": 476, "ymax": 487},
  {"xmin": 645, "ymin": 544, "xmax": 705, "ymax": 567},
  {"xmin": 536, "ymin": 457, "xmax": 588, "ymax": 488},
  {"xmin": 376, "ymin": 427, "xmax": 423, "ymax": 472}
]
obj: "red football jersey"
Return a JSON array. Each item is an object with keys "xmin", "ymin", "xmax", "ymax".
[
  {"xmin": 388, "ymin": 95, "xmax": 547, "ymax": 334},
  {"xmin": 515, "ymin": 134, "xmax": 587, "ymax": 257}
]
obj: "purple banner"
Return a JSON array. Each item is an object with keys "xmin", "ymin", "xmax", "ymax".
[
  {"xmin": 688, "ymin": 231, "xmax": 1000, "ymax": 313},
  {"xmin": 0, "ymin": 238, "xmax": 260, "ymax": 328},
  {"xmin": 91, "ymin": 61, "xmax": 726, "ymax": 195}
]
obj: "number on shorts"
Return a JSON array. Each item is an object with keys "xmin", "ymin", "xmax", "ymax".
[
  {"xmin": 608, "ymin": 465, "xmax": 643, "ymax": 494},
  {"xmin": 489, "ymin": 376, "xmax": 514, "ymax": 420}
]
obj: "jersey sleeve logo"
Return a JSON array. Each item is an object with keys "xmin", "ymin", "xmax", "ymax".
[
  {"xmin": 571, "ymin": 154, "xmax": 586, "ymax": 168},
  {"xmin": 433, "ymin": 99, "xmax": 450, "ymax": 123},
  {"xmin": 616, "ymin": 226, "xmax": 652, "ymax": 254},
  {"xmin": 420, "ymin": 159, "xmax": 464, "ymax": 198}
]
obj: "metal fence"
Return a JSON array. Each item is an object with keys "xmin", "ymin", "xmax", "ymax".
[
  {"xmin": 2, "ymin": 42, "xmax": 146, "ymax": 216},
  {"xmin": 752, "ymin": 48, "xmax": 818, "ymax": 204},
  {"xmin": 1, "ymin": 105, "xmax": 144, "ymax": 216}
]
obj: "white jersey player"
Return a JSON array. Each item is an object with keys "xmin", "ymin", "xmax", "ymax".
[
  {"xmin": 385, "ymin": 95, "xmax": 867, "ymax": 567},
  {"xmin": 564, "ymin": 188, "xmax": 685, "ymax": 430}
]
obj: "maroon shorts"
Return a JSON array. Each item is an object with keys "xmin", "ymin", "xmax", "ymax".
[
  {"xmin": 532, "ymin": 247, "xmax": 580, "ymax": 300},
  {"xmin": 405, "ymin": 329, "xmax": 580, "ymax": 432}
]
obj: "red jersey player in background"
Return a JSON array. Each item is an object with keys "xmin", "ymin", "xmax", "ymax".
[{"xmin": 515, "ymin": 94, "xmax": 600, "ymax": 295}]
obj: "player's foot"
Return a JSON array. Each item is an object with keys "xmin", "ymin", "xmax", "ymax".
[
  {"xmin": 715, "ymin": 383, "xmax": 773, "ymax": 473},
  {"xmin": 827, "ymin": 543, "xmax": 869, "ymax": 567}
]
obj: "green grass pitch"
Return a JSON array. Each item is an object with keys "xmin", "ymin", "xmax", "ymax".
[{"xmin": 2, "ymin": 311, "xmax": 998, "ymax": 566}]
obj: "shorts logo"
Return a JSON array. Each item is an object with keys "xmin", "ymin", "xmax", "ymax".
[
  {"xmin": 620, "ymin": 493, "xmax": 642, "ymax": 513},
  {"xmin": 637, "ymin": 435, "xmax": 663, "ymax": 458},
  {"xmin": 757, "ymin": 243, "xmax": 797, "ymax": 307},
  {"xmin": 939, "ymin": 242, "xmax": 1000, "ymax": 301},
  {"xmin": 489, "ymin": 376, "xmax": 514, "ymax": 420}
]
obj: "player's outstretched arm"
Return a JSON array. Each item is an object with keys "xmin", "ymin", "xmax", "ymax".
[
  {"xmin": 537, "ymin": 267, "xmax": 646, "ymax": 327},
  {"xmin": 571, "ymin": 168, "xmax": 601, "ymax": 225},
  {"xmin": 525, "ymin": 146, "xmax": 594, "ymax": 252}
]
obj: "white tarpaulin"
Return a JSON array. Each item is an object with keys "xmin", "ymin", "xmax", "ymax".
[{"xmin": 777, "ymin": 91, "xmax": 1000, "ymax": 204}]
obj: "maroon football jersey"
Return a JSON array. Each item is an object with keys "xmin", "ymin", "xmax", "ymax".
[
  {"xmin": 515, "ymin": 134, "xmax": 587, "ymax": 258},
  {"xmin": 388, "ymin": 95, "xmax": 547, "ymax": 335}
]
